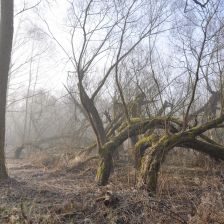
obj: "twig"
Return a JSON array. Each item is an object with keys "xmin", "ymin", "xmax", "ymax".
[{"xmin": 15, "ymin": 0, "xmax": 41, "ymax": 17}]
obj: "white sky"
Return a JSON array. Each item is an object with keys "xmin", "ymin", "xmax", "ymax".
[
  {"xmin": 9, "ymin": 0, "xmax": 224, "ymax": 109},
  {"xmin": 10, "ymin": 1, "xmax": 70, "ymax": 102}
]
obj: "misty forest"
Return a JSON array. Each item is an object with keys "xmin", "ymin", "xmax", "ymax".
[{"xmin": 1, "ymin": 0, "xmax": 224, "ymax": 223}]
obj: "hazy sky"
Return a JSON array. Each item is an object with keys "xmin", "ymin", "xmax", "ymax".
[
  {"xmin": 10, "ymin": 1, "xmax": 70, "ymax": 105},
  {"xmin": 9, "ymin": 0, "xmax": 224, "ymax": 109}
]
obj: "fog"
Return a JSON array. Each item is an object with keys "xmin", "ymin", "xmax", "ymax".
[
  {"xmin": 1, "ymin": 0, "xmax": 224, "ymax": 223},
  {"xmin": 8, "ymin": 0, "xmax": 223, "ymax": 155}
]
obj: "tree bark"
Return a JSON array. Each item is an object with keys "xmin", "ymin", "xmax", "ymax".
[
  {"xmin": 78, "ymin": 82, "xmax": 107, "ymax": 148},
  {"xmin": 96, "ymin": 117, "xmax": 177, "ymax": 185},
  {"xmin": 0, "ymin": 0, "xmax": 14, "ymax": 179},
  {"xmin": 138, "ymin": 115, "xmax": 224, "ymax": 195}
]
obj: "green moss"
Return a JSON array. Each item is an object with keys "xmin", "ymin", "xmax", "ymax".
[
  {"xmin": 130, "ymin": 117, "xmax": 142, "ymax": 123},
  {"xmin": 134, "ymin": 134, "xmax": 161, "ymax": 170},
  {"xmin": 135, "ymin": 133, "xmax": 160, "ymax": 150},
  {"xmin": 96, "ymin": 161, "xmax": 105, "ymax": 182},
  {"xmin": 135, "ymin": 136, "xmax": 151, "ymax": 151},
  {"xmin": 117, "ymin": 121, "xmax": 128, "ymax": 132},
  {"xmin": 158, "ymin": 133, "xmax": 183, "ymax": 147},
  {"xmin": 117, "ymin": 117, "xmax": 143, "ymax": 133},
  {"xmin": 96, "ymin": 156, "xmax": 112, "ymax": 186}
]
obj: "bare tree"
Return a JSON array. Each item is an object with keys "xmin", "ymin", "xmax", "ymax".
[
  {"xmin": 38, "ymin": 0, "xmax": 170, "ymax": 185},
  {"xmin": 15, "ymin": 0, "xmax": 224, "ymax": 196}
]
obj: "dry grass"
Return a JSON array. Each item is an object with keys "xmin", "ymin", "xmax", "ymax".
[{"xmin": 1, "ymin": 150, "xmax": 224, "ymax": 224}]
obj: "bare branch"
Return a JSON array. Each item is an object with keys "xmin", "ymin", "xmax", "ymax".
[
  {"xmin": 191, "ymin": 0, "xmax": 210, "ymax": 8},
  {"xmin": 15, "ymin": 0, "xmax": 41, "ymax": 17}
]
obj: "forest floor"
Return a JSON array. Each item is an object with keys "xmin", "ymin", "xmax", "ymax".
[{"xmin": 0, "ymin": 154, "xmax": 224, "ymax": 224}]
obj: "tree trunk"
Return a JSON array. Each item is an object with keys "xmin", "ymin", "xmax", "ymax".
[
  {"xmin": 14, "ymin": 146, "xmax": 24, "ymax": 159},
  {"xmin": 78, "ymin": 82, "xmax": 107, "ymax": 147},
  {"xmin": 78, "ymin": 81, "xmax": 112, "ymax": 184},
  {"xmin": 96, "ymin": 153, "xmax": 113, "ymax": 185},
  {"xmin": 96, "ymin": 118, "xmax": 173, "ymax": 185},
  {"xmin": 0, "ymin": 0, "xmax": 14, "ymax": 179},
  {"xmin": 138, "ymin": 115, "xmax": 224, "ymax": 195}
]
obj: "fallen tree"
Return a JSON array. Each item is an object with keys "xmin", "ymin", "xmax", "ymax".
[
  {"xmin": 137, "ymin": 114, "xmax": 224, "ymax": 195},
  {"xmin": 96, "ymin": 113, "xmax": 224, "ymax": 191},
  {"xmin": 14, "ymin": 134, "xmax": 77, "ymax": 159}
]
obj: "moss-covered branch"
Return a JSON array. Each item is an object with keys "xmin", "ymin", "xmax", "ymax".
[
  {"xmin": 134, "ymin": 133, "xmax": 159, "ymax": 168},
  {"xmin": 138, "ymin": 115, "xmax": 224, "ymax": 195},
  {"xmin": 182, "ymin": 139, "xmax": 224, "ymax": 161},
  {"xmin": 96, "ymin": 114, "xmax": 224, "ymax": 186},
  {"xmin": 96, "ymin": 117, "xmax": 178, "ymax": 185}
]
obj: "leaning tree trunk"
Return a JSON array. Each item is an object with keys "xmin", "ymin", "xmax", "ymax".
[
  {"xmin": 138, "ymin": 115, "xmax": 224, "ymax": 195},
  {"xmin": 0, "ymin": 0, "xmax": 14, "ymax": 179},
  {"xmin": 78, "ymin": 82, "xmax": 107, "ymax": 147},
  {"xmin": 78, "ymin": 81, "xmax": 112, "ymax": 185},
  {"xmin": 139, "ymin": 135, "xmax": 183, "ymax": 195},
  {"xmin": 96, "ymin": 117, "xmax": 175, "ymax": 185}
]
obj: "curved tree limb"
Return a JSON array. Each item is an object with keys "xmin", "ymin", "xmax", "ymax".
[{"xmin": 138, "ymin": 114, "xmax": 224, "ymax": 195}]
